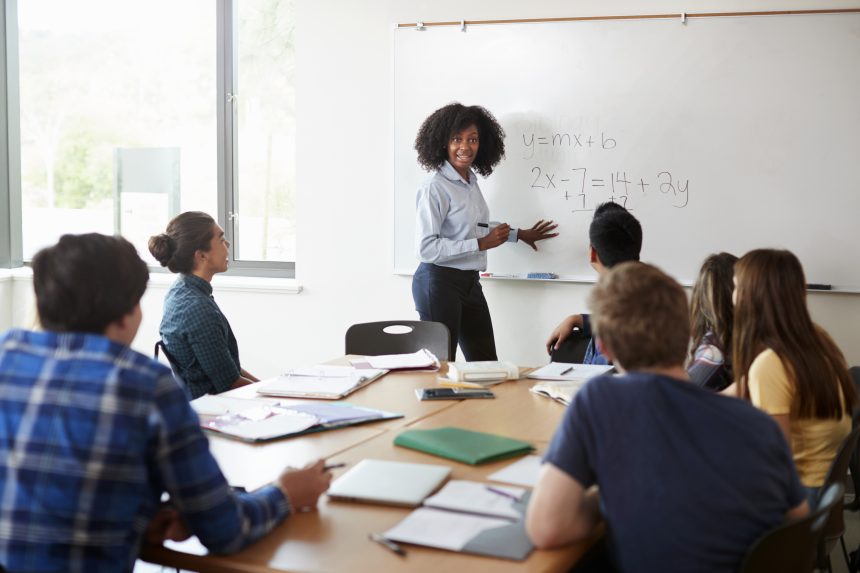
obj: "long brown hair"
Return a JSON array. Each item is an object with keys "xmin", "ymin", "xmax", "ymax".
[
  {"xmin": 690, "ymin": 252, "xmax": 738, "ymax": 362},
  {"xmin": 733, "ymin": 249, "xmax": 857, "ymax": 419}
]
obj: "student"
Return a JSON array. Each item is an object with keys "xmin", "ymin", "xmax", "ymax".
[
  {"xmin": 545, "ymin": 202, "xmax": 641, "ymax": 364},
  {"xmin": 0, "ymin": 233, "xmax": 331, "ymax": 572},
  {"xmin": 412, "ymin": 102, "xmax": 558, "ymax": 361},
  {"xmin": 527, "ymin": 262, "xmax": 808, "ymax": 572},
  {"xmin": 149, "ymin": 211, "xmax": 257, "ymax": 399},
  {"xmin": 687, "ymin": 252, "xmax": 738, "ymax": 391},
  {"xmin": 732, "ymin": 248, "xmax": 857, "ymax": 501}
]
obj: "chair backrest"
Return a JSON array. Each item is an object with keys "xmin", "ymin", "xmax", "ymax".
[
  {"xmin": 153, "ymin": 340, "xmax": 184, "ymax": 383},
  {"xmin": 817, "ymin": 425, "xmax": 860, "ymax": 545},
  {"xmin": 851, "ymin": 366, "xmax": 860, "ymax": 424},
  {"xmin": 345, "ymin": 321, "xmax": 451, "ymax": 361},
  {"xmin": 738, "ymin": 482, "xmax": 844, "ymax": 573}
]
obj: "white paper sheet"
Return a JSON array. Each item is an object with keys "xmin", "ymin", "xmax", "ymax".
[
  {"xmin": 384, "ymin": 507, "xmax": 511, "ymax": 551},
  {"xmin": 204, "ymin": 408, "xmax": 319, "ymax": 441},
  {"xmin": 352, "ymin": 349, "xmax": 439, "ymax": 370},
  {"xmin": 423, "ymin": 480, "xmax": 525, "ymax": 520},
  {"xmin": 190, "ymin": 394, "xmax": 277, "ymax": 417},
  {"xmin": 487, "ymin": 455, "xmax": 543, "ymax": 488},
  {"xmin": 526, "ymin": 362, "xmax": 613, "ymax": 381}
]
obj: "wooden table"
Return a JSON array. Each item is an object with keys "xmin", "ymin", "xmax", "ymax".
[{"xmin": 140, "ymin": 366, "xmax": 599, "ymax": 572}]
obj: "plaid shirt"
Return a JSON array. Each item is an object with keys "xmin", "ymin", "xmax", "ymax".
[
  {"xmin": 0, "ymin": 329, "xmax": 289, "ymax": 573},
  {"xmin": 160, "ymin": 274, "xmax": 242, "ymax": 398}
]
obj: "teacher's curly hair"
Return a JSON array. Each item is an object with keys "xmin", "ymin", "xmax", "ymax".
[{"xmin": 414, "ymin": 103, "xmax": 505, "ymax": 177}]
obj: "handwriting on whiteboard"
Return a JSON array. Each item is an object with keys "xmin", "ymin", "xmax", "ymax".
[
  {"xmin": 530, "ymin": 167, "xmax": 689, "ymax": 210},
  {"xmin": 519, "ymin": 130, "xmax": 689, "ymax": 211}
]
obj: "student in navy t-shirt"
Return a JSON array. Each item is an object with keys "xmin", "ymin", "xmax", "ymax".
[{"xmin": 527, "ymin": 262, "xmax": 808, "ymax": 573}]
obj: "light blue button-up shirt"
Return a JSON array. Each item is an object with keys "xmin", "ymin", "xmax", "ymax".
[{"xmin": 414, "ymin": 161, "xmax": 517, "ymax": 271}]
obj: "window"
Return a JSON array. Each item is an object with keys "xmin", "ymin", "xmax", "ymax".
[
  {"xmin": 233, "ymin": 0, "xmax": 296, "ymax": 263},
  {"xmin": 1, "ymin": 0, "xmax": 295, "ymax": 276}
]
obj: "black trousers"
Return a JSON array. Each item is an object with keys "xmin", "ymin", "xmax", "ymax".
[{"xmin": 412, "ymin": 263, "xmax": 498, "ymax": 361}]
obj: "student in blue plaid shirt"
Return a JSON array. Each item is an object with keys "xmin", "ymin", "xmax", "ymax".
[
  {"xmin": 149, "ymin": 211, "xmax": 259, "ymax": 399},
  {"xmin": 0, "ymin": 233, "xmax": 332, "ymax": 573}
]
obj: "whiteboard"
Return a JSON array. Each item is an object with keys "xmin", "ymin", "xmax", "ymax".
[{"xmin": 392, "ymin": 14, "xmax": 860, "ymax": 287}]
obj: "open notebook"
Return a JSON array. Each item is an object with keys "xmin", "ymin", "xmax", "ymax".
[
  {"xmin": 191, "ymin": 395, "xmax": 401, "ymax": 442},
  {"xmin": 255, "ymin": 366, "xmax": 388, "ymax": 399},
  {"xmin": 383, "ymin": 480, "xmax": 534, "ymax": 561}
]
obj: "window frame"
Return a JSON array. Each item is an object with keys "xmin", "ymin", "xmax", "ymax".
[{"xmin": 0, "ymin": 0, "xmax": 295, "ymax": 278}]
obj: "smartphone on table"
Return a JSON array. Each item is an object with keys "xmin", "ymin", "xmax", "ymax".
[{"xmin": 415, "ymin": 388, "xmax": 495, "ymax": 401}]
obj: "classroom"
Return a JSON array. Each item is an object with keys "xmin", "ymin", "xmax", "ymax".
[{"xmin": 2, "ymin": 0, "xmax": 860, "ymax": 571}]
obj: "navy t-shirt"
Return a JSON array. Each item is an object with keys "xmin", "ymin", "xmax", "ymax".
[{"xmin": 544, "ymin": 372, "xmax": 806, "ymax": 573}]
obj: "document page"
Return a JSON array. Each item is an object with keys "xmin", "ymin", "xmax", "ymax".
[
  {"xmin": 526, "ymin": 362, "xmax": 613, "ymax": 381},
  {"xmin": 384, "ymin": 507, "xmax": 512, "ymax": 551},
  {"xmin": 487, "ymin": 455, "xmax": 543, "ymax": 488},
  {"xmin": 423, "ymin": 480, "xmax": 525, "ymax": 520}
]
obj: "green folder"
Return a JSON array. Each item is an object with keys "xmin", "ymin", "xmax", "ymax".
[{"xmin": 394, "ymin": 426, "xmax": 534, "ymax": 465}]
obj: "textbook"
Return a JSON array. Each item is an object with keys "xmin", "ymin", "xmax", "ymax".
[
  {"xmin": 383, "ymin": 485, "xmax": 534, "ymax": 560},
  {"xmin": 441, "ymin": 361, "xmax": 520, "ymax": 388},
  {"xmin": 255, "ymin": 366, "xmax": 388, "ymax": 399},
  {"xmin": 394, "ymin": 427, "xmax": 534, "ymax": 465},
  {"xmin": 196, "ymin": 398, "xmax": 402, "ymax": 442},
  {"xmin": 529, "ymin": 381, "xmax": 581, "ymax": 406}
]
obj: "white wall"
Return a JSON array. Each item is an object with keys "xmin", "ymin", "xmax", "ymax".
[{"xmin": 7, "ymin": 0, "xmax": 860, "ymax": 375}]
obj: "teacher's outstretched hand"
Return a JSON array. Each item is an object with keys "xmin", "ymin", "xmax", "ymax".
[{"xmin": 518, "ymin": 220, "xmax": 559, "ymax": 251}]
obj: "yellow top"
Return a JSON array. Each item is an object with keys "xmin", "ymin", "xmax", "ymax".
[{"xmin": 748, "ymin": 348, "xmax": 850, "ymax": 487}]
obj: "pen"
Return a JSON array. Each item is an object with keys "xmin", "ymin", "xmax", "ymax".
[
  {"xmin": 485, "ymin": 485, "xmax": 520, "ymax": 501},
  {"xmin": 559, "ymin": 366, "xmax": 574, "ymax": 375},
  {"xmin": 324, "ymin": 462, "xmax": 347, "ymax": 471},
  {"xmin": 477, "ymin": 222, "xmax": 489, "ymax": 228},
  {"xmin": 369, "ymin": 533, "xmax": 407, "ymax": 556}
]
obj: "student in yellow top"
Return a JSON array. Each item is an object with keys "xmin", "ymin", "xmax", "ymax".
[{"xmin": 732, "ymin": 249, "xmax": 858, "ymax": 502}]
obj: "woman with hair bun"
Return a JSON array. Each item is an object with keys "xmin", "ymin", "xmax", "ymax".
[
  {"xmin": 149, "ymin": 211, "xmax": 258, "ymax": 399},
  {"xmin": 412, "ymin": 102, "xmax": 558, "ymax": 361}
]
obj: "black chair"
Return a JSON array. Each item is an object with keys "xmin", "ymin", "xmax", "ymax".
[
  {"xmin": 845, "ymin": 366, "xmax": 860, "ymax": 511},
  {"xmin": 816, "ymin": 426, "xmax": 860, "ymax": 571},
  {"xmin": 738, "ymin": 482, "xmax": 844, "ymax": 573},
  {"xmin": 153, "ymin": 340, "xmax": 185, "ymax": 384},
  {"xmin": 344, "ymin": 320, "xmax": 451, "ymax": 361},
  {"xmin": 548, "ymin": 328, "xmax": 591, "ymax": 363}
]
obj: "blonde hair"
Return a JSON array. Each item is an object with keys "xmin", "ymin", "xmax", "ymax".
[{"xmin": 588, "ymin": 262, "xmax": 690, "ymax": 371}]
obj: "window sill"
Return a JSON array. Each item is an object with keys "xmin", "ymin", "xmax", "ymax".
[
  {"xmin": 0, "ymin": 267, "xmax": 302, "ymax": 294},
  {"xmin": 147, "ymin": 272, "xmax": 303, "ymax": 294}
]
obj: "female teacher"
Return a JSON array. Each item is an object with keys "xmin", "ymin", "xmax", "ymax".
[{"xmin": 412, "ymin": 103, "xmax": 558, "ymax": 361}]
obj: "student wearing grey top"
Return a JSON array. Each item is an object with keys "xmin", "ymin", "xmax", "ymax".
[{"xmin": 412, "ymin": 103, "xmax": 558, "ymax": 361}]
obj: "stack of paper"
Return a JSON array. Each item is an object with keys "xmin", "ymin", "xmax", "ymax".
[
  {"xmin": 256, "ymin": 366, "xmax": 387, "ymax": 399},
  {"xmin": 349, "ymin": 349, "xmax": 440, "ymax": 371},
  {"xmin": 441, "ymin": 360, "xmax": 519, "ymax": 388}
]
